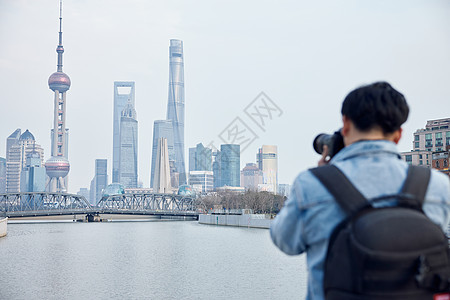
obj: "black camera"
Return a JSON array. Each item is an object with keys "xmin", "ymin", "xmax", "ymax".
[{"xmin": 313, "ymin": 130, "xmax": 345, "ymax": 159}]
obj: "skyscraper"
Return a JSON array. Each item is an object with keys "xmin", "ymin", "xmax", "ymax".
[
  {"xmin": 256, "ymin": 145, "xmax": 278, "ymax": 194},
  {"xmin": 189, "ymin": 147, "xmax": 196, "ymax": 172},
  {"xmin": 6, "ymin": 130, "xmax": 44, "ymax": 193},
  {"xmin": 166, "ymin": 39, "xmax": 186, "ymax": 185},
  {"xmin": 150, "ymin": 120, "xmax": 174, "ymax": 188},
  {"xmin": 6, "ymin": 129, "xmax": 21, "ymax": 161},
  {"xmin": 240, "ymin": 163, "xmax": 263, "ymax": 191},
  {"xmin": 20, "ymin": 151, "xmax": 46, "ymax": 193},
  {"xmin": 195, "ymin": 143, "xmax": 212, "ymax": 171},
  {"xmin": 113, "ymin": 81, "xmax": 135, "ymax": 183},
  {"xmin": 153, "ymin": 138, "xmax": 172, "ymax": 193},
  {"xmin": 119, "ymin": 103, "xmax": 138, "ymax": 188},
  {"xmin": 45, "ymin": 1, "xmax": 71, "ymax": 193},
  {"xmin": 94, "ymin": 159, "xmax": 108, "ymax": 204},
  {"xmin": 220, "ymin": 144, "xmax": 240, "ymax": 187},
  {"xmin": 0, "ymin": 157, "xmax": 6, "ymax": 193},
  {"xmin": 212, "ymin": 150, "xmax": 222, "ymax": 189}
]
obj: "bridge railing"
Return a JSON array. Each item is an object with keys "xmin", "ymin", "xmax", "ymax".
[
  {"xmin": 0, "ymin": 192, "xmax": 92, "ymax": 215},
  {"xmin": 96, "ymin": 193, "xmax": 203, "ymax": 213}
]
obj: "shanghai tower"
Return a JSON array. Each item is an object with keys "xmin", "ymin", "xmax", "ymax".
[
  {"xmin": 166, "ymin": 39, "xmax": 186, "ymax": 185},
  {"xmin": 45, "ymin": 0, "xmax": 71, "ymax": 192}
]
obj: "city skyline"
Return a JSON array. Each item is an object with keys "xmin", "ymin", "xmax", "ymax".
[{"xmin": 1, "ymin": 1, "xmax": 450, "ymax": 193}]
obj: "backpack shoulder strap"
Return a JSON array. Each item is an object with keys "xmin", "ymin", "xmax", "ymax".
[
  {"xmin": 399, "ymin": 166, "xmax": 431, "ymax": 208},
  {"xmin": 310, "ymin": 165, "xmax": 370, "ymax": 215}
]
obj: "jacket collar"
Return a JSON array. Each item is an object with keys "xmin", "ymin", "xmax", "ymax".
[{"xmin": 331, "ymin": 140, "xmax": 401, "ymax": 162}]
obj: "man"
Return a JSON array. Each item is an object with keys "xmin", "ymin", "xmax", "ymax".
[{"xmin": 270, "ymin": 82, "xmax": 450, "ymax": 300}]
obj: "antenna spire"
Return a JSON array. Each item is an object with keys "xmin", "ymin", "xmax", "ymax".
[{"xmin": 56, "ymin": 0, "xmax": 64, "ymax": 72}]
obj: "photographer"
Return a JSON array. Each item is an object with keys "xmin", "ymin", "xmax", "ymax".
[{"xmin": 270, "ymin": 82, "xmax": 450, "ymax": 300}]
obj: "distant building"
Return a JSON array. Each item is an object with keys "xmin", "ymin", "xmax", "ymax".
[
  {"xmin": 432, "ymin": 148, "xmax": 449, "ymax": 176},
  {"xmin": 188, "ymin": 147, "xmax": 196, "ymax": 172},
  {"xmin": 278, "ymin": 184, "xmax": 291, "ymax": 198},
  {"xmin": 119, "ymin": 102, "xmax": 138, "ymax": 188},
  {"xmin": 410, "ymin": 118, "xmax": 450, "ymax": 152},
  {"xmin": 189, "ymin": 171, "xmax": 214, "ymax": 193},
  {"xmin": 6, "ymin": 130, "xmax": 44, "ymax": 193},
  {"xmin": 6, "ymin": 129, "xmax": 21, "ymax": 161},
  {"xmin": 20, "ymin": 151, "xmax": 46, "ymax": 192},
  {"xmin": 166, "ymin": 39, "xmax": 186, "ymax": 185},
  {"xmin": 189, "ymin": 143, "xmax": 213, "ymax": 172},
  {"xmin": 195, "ymin": 143, "xmax": 212, "ymax": 171},
  {"xmin": 401, "ymin": 118, "xmax": 450, "ymax": 170},
  {"xmin": 77, "ymin": 188, "xmax": 90, "ymax": 202},
  {"xmin": 151, "ymin": 120, "xmax": 175, "ymax": 188},
  {"xmin": 256, "ymin": 145, "xmax": 278, "ymax": 194},
  {"xmin": 153, "ymin": 138, "xmax": 172, "ymax": 193},
  {"xmin": 90, "ymin": 178, "xmax": 95, "ymax": 204},
  {"xmin": 220, "ymin": 144, "xmax": 240, "ymax": 187},
  {"xmin": 212, "ymin": 150, "xmax": 222, "ymax": 189},
  {"xmin": 0, "ymin": 157, "xmax": 5, "ymax": 193},
  {"xmin": 240, "ymin": 163, "xmax": 263, "ymax": 191},
  {"xmin": 113, "ymin": 81, "xmax": 135, "ymax": 183},
  {"xmin": 124, "ymin": 187, "xmax": 153, "ymax": 194},
  {"xmin": 215, "ymin": 186, "xmax": 245, "ymax": 193},
  {"xmin": 95, "ymin": 159, "xmax": 108, "ymax": 203}
]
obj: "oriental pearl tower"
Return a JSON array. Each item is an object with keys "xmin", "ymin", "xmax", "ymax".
[{"xmin": 45, "ymin": 0, "xmax": 71, "ymax": 193}]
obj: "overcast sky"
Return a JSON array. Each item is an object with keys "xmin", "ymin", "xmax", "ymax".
[{"xmin": 1, "ymin": 0, "xmax": 449, "ymax": 193}]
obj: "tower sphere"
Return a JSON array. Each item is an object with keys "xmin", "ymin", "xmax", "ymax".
[
  {"xmin": 45, "ymin": 156, "xmax": 70, "ymax": 179},
  {"xmin": 48, "ymin": 72, "xmax": 71, "ymax": 92}
]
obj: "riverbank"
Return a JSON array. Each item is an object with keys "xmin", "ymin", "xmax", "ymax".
[
  {"xmin": 198, "ymin": 213, "xmax": 272, "ymax": 229},
  {"xmin": 0, "ymin": 217, "xmax": 7, "ymax": 237}
]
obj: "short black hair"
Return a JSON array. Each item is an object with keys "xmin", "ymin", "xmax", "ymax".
[{"xmin": 341, "ymin": 81, "xmax": 409, "ymax": 134}]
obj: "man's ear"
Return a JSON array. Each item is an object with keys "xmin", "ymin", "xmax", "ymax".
[
  {"xmin": 341, "ymin": 115, "xmax": 351, "ymax": 137},
  {"xmin": 392, "ymin": 128, "xmax": 402, "ymax": 144}
]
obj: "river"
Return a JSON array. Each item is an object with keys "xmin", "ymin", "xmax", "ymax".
[{"xmin": 0, "ymin": 220, "xmax": 307, "ymax": 299}]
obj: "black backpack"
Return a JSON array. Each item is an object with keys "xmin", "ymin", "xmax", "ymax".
[{"xmin": 310, "ymin": 165, "xmax": 450, "ymax": 300}]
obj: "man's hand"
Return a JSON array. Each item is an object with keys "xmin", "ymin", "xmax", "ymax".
[{"xmin": 318, "ymin": 145, "xmax": 330, "ymax": 166}]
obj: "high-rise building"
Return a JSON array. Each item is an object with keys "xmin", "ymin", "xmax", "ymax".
[
  {"xmin": 119, "ymin": 103, "xmax": 138, "ymax": 188},
  {"xmin": 6, "ymin": 130, "xmax": 44, "ymax": 193},
  {"xmin": 113, "ymin": 81, "xmax": 135, "ymax": 183},
  {"xmin": 89, "ymin": 178, "xmax": 95, "ymax": 204},
  {"xmin": 166, "ymin": 39, "xmax": 186, "ymax": 185},
  {"xmin": 256, "ymin": 145, "xmax": 278, "ymax": 194},
  {"xmin": 6, "ymin": 129, "xmax": 21, "ymax": 161},
  {"xmin": 77, "ymin": 188, "xmax": 90, "ymax": 203},
  {"xmin": 153, "ymin": 138, "xmax": 172, "ymax": 193},
  {"xmin": 195, "ymin": 143, "xmax": 212, "ymax": 171},
  {"xmin": 20, "ymin": 151, "xmax": 46, "ymax": 192},
  {"xmin": 150, "ymin": 120, "xmax": 174, "ymax": 188},
  {"xmin": 189, "ymin": 147, "xmax": 196, "ymax": 172},
  {"xmin": 0, "ymin": 157, "xmax": 6, "ymax": 193},
  {"xmin": 401, "ymin": 118, "xmax": 450, "ymax": 168},
  {"xmin": 212, "ymin": 150, "xmax": 222, "ymax": 189},
  {"xmin": 95, "ymin": 159, "xmax": 108, "ymax": 204},
  {"xmin": 240, "ymin": 163, "xmax": 263, "ymax": 191},
  {"xmin": 189, "ymin": 171, "xmax": 214, "ymax": 193},
  {"xmin": 220, "ymin": 144, "xmax": 240, "ymax": 187},
  {"xmin": 45, "ymin": 2, "xmax": 71, "ymax": 193}
]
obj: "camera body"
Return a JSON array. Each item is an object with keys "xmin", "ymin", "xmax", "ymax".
[{"xmin": 313, "ymin": 130, "xmax": 345, "ymax": 159}]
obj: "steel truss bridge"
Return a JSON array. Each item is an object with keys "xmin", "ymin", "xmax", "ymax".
[{"xmin": 0, "ymin": 192, "xmax": 203, "ymax": 221}]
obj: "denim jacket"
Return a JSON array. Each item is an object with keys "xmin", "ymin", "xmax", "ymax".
[{"xmin": 270, "ymin": 140, "xmax": 450, "ymax": 300}]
